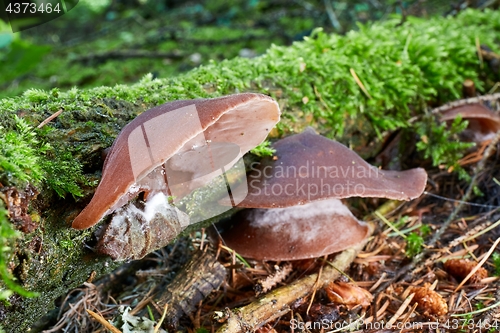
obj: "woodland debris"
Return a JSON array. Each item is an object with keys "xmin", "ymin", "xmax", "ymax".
[
  {"xmin": 137, "ymin": 248, "xmax": 226, "ymax": 330},
  {"xmin": 374, "ymin": 129, "xmax": 500, "ymax": 296},
  {"xmin": 87, "ymin": 309, "xmax": 122, "ymax": 333},
  {"xmin": 216, "ymin": 223, "xmax": 373, "ymax": 333},
  {"xmin": 324, "ymin": 281, "xmax": 373, "ymax": 308},
  {"xmin": 410, "ymin": 283, "xmax": 448, "ymax": 317},
  {"xmin": 42, "ymin": 283, "xmax": 114, "ymax": 333},
  {"xmin": 444, "ymin": 259, "xmax": 488, "ymax": 284},
  {"xmin": 255, "ymin": 264, "xmax": 293, "ymax": 296}
]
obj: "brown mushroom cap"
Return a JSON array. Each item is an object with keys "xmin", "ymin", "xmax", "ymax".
[
  {"xmin": 229, "ymin": 127, "xmax": 427, "ymax": 209},
  {"xmin": 440, "ymin": 103, "xmax": 500, "ymax": 142},
  {"xmin": 221, "ymin": 198, "xmax": 369, "ymax": 260},
  {"xmin": 72, "ymin": 93, "xmax": 280, "ymax": 229}
]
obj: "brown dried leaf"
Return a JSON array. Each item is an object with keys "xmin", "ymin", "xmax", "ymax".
[
  {"xmin": 444, "ymin": 259, "xmax": 488, "ymax": 284},
  {"xmin": 410, "ymin": 283, "xmax": 448, "ymax": 316},
  {"xmin": 324, "ymin": 281, "xmax": 373, "ymax": 308}
]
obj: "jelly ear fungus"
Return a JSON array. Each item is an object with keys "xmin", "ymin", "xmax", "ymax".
[
  {"xmin": 72, "ymin": 93, "xmax": 280, "ymax": 230},
  {"xmin": 72, "ymin": 93, "xmax": 281, "ymax": 260},
  {"xmin": 220, "ymin": 198, "xmax": 370, "ymax": 261},
  {"xmin": 220, "ymin": 128, "xmax": 427, "ymax": 260}
]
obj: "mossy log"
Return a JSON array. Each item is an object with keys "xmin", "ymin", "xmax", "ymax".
[{"xmin": 1, "ymin": 9, "xmax": 500, "ymax": 331}]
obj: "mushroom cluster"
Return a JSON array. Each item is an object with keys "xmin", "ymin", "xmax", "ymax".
[
  {"xmin": 220, "ymin": 128, "xmax": 427, "ymax": 260},
  {"xmin": 73, "ymin": 94, "xmax": 427, "ymax": 262}
]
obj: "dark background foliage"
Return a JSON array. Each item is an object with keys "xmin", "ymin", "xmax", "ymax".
[{"xmin": 1, "ymin": 0, "xmax": 493, "ymax": 98}]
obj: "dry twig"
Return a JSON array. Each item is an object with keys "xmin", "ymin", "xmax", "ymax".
[{"xmin": 87, "ymin": 309, "xmax": 122, "ymax": 333}]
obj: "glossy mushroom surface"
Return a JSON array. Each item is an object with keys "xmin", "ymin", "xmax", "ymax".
[
  {"xmin": 220, "ymin": 128, "xmax": 427, "ymax": 261},
  {"xmin": 230, "ymin": 127, "xmax": 427, "ymax": 209},
  {"xmin": 221, "ymin": 198, "xmax": 369, "ymax": 260},
  {"xmin": 72, "ymin": 93, "xmax": 280, "ymax": 229}
]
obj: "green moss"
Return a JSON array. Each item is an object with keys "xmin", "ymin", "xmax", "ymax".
[
  {"xmin": 405, "ymin": 224, "xmax": 432, "ymax": 258},
  {"xmin": 0, "ymin": 115, "xmax": 47, "ymax": 187},
  {"xmin": 40, "ymin": 151, "xmax": 88, "ymax": 199},
  {"xmin": 493, "ymin": 252, "xmax": 500, "ymax": 276},
  {"xmin": 250, "ymin": 140, "xmax": 276, "ymax": 157},
  {"xmin": 416, "ymin": 114, "xmax": 475, "ymax": 180},
  {"xmin": 23, "ymin": 89, "xmax": 52, "ymax": 104}
]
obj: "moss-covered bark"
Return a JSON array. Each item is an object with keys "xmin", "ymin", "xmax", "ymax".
[{"xmin": 0, "ymin": 9, "xmax": 499, "ymax": 331}]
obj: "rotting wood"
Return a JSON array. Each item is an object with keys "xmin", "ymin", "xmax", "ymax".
[
  {"xmin": 406, "ymin": 93, "xmax": 500, "ymax": 127},
  {"xmin": 137, "ymin": 248, "xmax": 226, "ymax": 330},
  {"xmin": 216, "ymin": 223, "xmax": 374, "ymax": 333}
]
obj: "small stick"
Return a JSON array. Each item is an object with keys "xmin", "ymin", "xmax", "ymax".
[
  {"xmin": 323, "ymin": 0, "xmax": 341, "ymax": 31},
  {"xmin": 129, "ymin": 291, "xmax": 156, "ymax": 315},
  {"xmin": 385, "ymin": 293, "xmax": 414, "ymax": 328},
  {"xmin": 430, "ymin": 93, "xmax": 500, "ymax": 115},
  {"xmin": 37, "ymin": 109, "xmax": 63, "ymax": 128},
  {"xmin": 87, "ymin": 309, "xmax": 122, "ymax": 333},
  {"xmin": 398, "ymin": 303, "xmax": 418, "ymax": 333},
  {"xmin": 350, "ymin": 68, "xmax": 373, "ymax": 99},
  {"xmin": 154, "ymin": 303, "xmax": 169, "ymax": 333},
  {"xmin": 306, "ymin": 257, "xmax": 325, "ymax": 315},
  {"xmin": 376, "ymin": 299, "xmax": 390, "ymax": 319},
  {"xmin": 463, "ymin": 79, "xmax": 476, "ymax": 98},
  {"xmin": 407, "ymin": 93, "xmax": 500, "ymax": 124}
]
